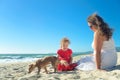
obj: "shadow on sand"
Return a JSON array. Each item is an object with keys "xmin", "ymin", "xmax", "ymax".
[{"xmin": 106, "ymin": 65, "xmax": 120, "ymax": 71}]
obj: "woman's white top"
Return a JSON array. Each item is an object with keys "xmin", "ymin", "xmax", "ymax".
[{"xmin": 76, "ymin": 38, "xmax": 117, "ymax": 70}]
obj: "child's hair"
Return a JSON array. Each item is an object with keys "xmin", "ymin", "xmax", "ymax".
[{"xmin": 60, "ymin": 38, "xmax": 70, "ymax": 47}]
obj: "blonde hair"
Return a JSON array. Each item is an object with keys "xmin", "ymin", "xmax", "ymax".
[{"xmin": 60, "ymin": 38, "xmax": 70, "ymax": 48}]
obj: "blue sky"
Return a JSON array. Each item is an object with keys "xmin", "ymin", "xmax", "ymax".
[{"xmin": 0, "ymin": 0, "xmax": 120, "ymax": 53}]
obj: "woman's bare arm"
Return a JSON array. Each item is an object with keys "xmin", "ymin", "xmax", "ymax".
[{"xmin": 93, "ymin": 31, "xmax": 104, "ymax": 69}]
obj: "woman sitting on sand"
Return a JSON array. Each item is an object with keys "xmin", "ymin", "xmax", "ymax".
[
  {"xmin": 57, "ymin": 38, "xmax": 77, "ymax": 71},
  {"xmin": 76, "ymin": 13, "xmax": 117, "ymax": 70}
]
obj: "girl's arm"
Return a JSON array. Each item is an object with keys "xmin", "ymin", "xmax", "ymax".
[
  {"xmin": 69, "ymin": 49, "xmax": 73, "ymax": 64},
  {"xmin": 57, "ymin": 50, "xmax": 65, "ymax": 60},
  {"xmin": 93, "ymin": 31, "xmax": 104, "ymax": 69},
  {"xmin": 57, "ymin": 55, "xmax": 65, "ymax": 60},
  {"xmin": 70, "ymin": 55, "xmax": 73, "ymax": 64}
]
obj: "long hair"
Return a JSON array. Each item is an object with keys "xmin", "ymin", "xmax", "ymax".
[{"xmin": 87, "ymin": 13, "xmax": 113, "ymax": 40}]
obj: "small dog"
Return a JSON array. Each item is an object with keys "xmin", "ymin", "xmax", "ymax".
[{"xmin": 28, "ymin": 56, "xmax": 59, "ymax": 74}]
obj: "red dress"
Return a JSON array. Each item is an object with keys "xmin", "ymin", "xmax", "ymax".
[{"xmin": 57, "ymin": 49, "xmax": 77, "ymax": 71}]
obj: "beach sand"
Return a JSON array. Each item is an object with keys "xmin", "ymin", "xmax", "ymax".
[{"xmin": 0, "ymin": 52, "xmax": 120, "ymax": 80}]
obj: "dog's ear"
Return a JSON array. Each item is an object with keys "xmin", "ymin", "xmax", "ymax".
[
  {"xmin": 37, "ymin": 59, "xmax": 42, "ymax": 63},
  {"xmin": 29, "ymin": 64, "xmax": 33, "ymax": 67},
  {"xmin": 38, "ymin": 59, "xmax": 42, "ymax": 62}
]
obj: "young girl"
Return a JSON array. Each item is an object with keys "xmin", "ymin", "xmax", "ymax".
[{"xmin": 57, "ymin": 38, "xmax": 77, "ymax": 71}]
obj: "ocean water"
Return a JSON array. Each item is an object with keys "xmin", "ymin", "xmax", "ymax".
[{"xmin": 0, "ymin": 53, "xmax": 82, "ymax": 63}]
